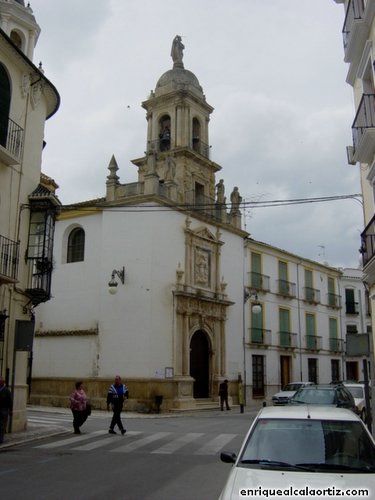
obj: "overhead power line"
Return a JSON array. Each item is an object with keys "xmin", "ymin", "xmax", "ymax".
[{"xmin": 62, "ymin": 193, "xmax": 363, "ymax": 212}]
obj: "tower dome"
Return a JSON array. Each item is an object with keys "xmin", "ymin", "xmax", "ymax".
[{"xmin": 155, "ymin": 67, "xmax": 204, "ymax": 98}]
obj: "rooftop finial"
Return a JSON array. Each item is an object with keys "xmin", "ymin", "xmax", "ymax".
[{"xmin": 171, "ymin": 35, "xmax": 184, "ymax": 68}]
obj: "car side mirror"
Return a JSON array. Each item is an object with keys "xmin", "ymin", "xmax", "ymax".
[{"xmin": 220, "ymin": 451, "xmax": 236, "ymax": 464}]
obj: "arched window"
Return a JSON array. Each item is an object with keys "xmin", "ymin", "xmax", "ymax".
[
  {"xmin": 10, "ymin": 30, "xmax": 23, "ymax": 50},
  {"xmin": 159, "ymin": 114, "xmax": 171, "ymax": 151},
  {"xmin": 0, "ymin": 64, "xmax": 11, "ymax": 148},
  {"xmin": 67, "ymin": 228, "xmax": 85, "ymax": 263},
  {"xmin": 192, "ymin": 117, "xmax": 201, "ymax": 152}
]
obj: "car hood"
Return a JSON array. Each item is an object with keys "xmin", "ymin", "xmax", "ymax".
[
  {"xmin": 272, "ymin": 391, "xmax": 295, "ymax": 399},
  {"xmin": 218, "ymin": 467, "xmax": 374, "ymax": 500}
]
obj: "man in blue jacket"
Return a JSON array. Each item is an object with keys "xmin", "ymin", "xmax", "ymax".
[{"xmin": 107, "ymin": 375, "xmax": 129, "ymax": 435}]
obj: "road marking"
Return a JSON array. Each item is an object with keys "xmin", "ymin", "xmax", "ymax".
[
  {"xmin": 28, "ymin": 417, "xmax": 71, "ymax": 424},
  {"xmin": 71, "ymin": 431, "xmax": 143, "ymax": 451},
  {"xmin": 111, "ymin": 432, "xmax": 171, "ymax": 453},
  {"xmin": 151, "ymin": 432, "xmax": 204, "ymax": 454},
  {"xmin": 35, "ymin": 430, "xmax": 107, "ymax": 449},
  {"xmin": 194, "ymin": 434, "xmax": 237, "ymax": 455}
]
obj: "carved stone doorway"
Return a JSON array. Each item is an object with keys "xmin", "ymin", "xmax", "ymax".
[{"xmin": 190, "ymin": 330, "xmax": 210, "ymax": 398}]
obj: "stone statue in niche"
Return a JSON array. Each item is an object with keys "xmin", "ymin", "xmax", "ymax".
[
  {"xmin": 195, "ymin": 248, "xmax": 210, "ymax": 286},
  {"xmin": 165, "ymin": 155, "xmax": 176, "ymax": 181},
  {"xmin": 171, "ymin": 35, "xmax": 184, "ymax": 66}
]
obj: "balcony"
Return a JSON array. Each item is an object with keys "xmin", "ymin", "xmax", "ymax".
[
  {"xmin": 0, "ymin": 117, "xmax": 24, "ymax": 165},
  {"xmin": 347, "ymin": 94, "xmax": 375, "ymax": 164},
  {"xmin": 329, "ymin": 337, "xmax": 344, "ymax": 353},
  {"xmin": 0, "ymin": 235, "xmax": 19, "ymax": 283},
  {"xmin": 327, "ymin": 293, "xmax": 341, "ymax": 309},
  {"xmin": 276, "ymin": 279, "xmax": 296, "ymax": 298},
  {"xmin": 147, "ymin": 138, "xmax": 210, "ymax": 159},
  {"xmin": 360, "ymin": 213, "xmax": 375, "ymax": 267},
  {"xmin": 248, "ymin": 271, "xmax": 270, "ymax": 293},
  {"xmin": 345, "ymin": 301, "xmax": 359, "ymax": 314},
  {"xmin": 305, "ymin": 335, "xmax": 322, "ymax": 351},
  {"xmin": 303, "ymin": 286, "xmax": 320, "ymax": 304},
  {"xmin": 249, "ymin": 327, "xmax": 272, "ymax": 347},
  {"xmin": 278, "ymin": 331, "xmax": 297, "ymax": 349},
  {"xmin": 342, "ymin": 0, "xmax": 375, "ymax": 64}
]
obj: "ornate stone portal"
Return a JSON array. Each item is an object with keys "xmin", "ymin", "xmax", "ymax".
[{"xmin": 172, "ymin": 219, "xmax": 233, "ymax": 408}]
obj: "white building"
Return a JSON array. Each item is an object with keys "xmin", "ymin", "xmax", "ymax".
[
  {"xmin": 0, "ymin": 0, "xmax": 60, "ymax": 430},
  {"xmin": 31, "ymin": 35, "xmax": 365, "ymax": 411},
  {"xmin": 334, "ymin": 0, "xmax": 375, "ymax": 387}
]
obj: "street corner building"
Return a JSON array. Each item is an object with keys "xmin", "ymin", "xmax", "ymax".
[
  {"xmin": 0, "ymin": 0, "xmax": 60, "ymax": 430},
  {"xmin": 29, "ymin": 24, "xmax": 371, "ymax": 411}
]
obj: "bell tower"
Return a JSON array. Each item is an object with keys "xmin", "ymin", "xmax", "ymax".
[
  {"xmin": 132, "ymin": 35, "xmax": 222, "ymax": 207},
  {"xmin": 0, "ymin": 0, "xmax": 40, "ymax": 61}
]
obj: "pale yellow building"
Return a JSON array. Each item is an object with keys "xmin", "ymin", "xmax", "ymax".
[{"xmin": 0, "ymin": 0, "xmax": 59, "ymax": 430}]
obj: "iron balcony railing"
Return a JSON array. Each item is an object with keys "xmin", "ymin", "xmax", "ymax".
[
  {"xmin": 342, "ymin": 0, "xmax": 365, "ymax": 50},
  {"xmin": 329, "ymin": 337, "xmax": 344, "ymax": 353},
  {"xmin": 278, "ymin": 331, "xmax": 297, "ymax": 349},
  {"xmin": 0, "ymin": 235, "xmax": 19, "ymax": 281},
  {"xmin": 276, "ymin": 279, "xmax": 296, "ymax": 298},
  {"xmin": 249, "ymin": 327, "xmax": 272, "ymax": 346},
  {"xmin": 346, "ymin": 301, "xmax": 359, "ymax": 314},
  {"xmin": 305, "ymin": 335, "xmax": 322, "ymax": 351},
  {"xmin": 147, "ymin": 138, "xmax": 210, "ymax": 159},
  {"xmin": 248, "ymin": 271, "xmax": 270, "ymax": 292},
  {"xmin": 351, "ymin": 94, "xmax": 375, "ymax": 155},
  {"xmin": 303, "ymin": 286, "xmax": 320, "ymax": 304},
  {"xmin": 0, "ymin": 117, "xmax": 24, "ymax": 161},
  {"xmin": 327, "ymin": 293, "xmax": 341, "ymax": 309},
  {"xmin": 360, "ymin": 212, "xmax": 375, "ymax": 267}
]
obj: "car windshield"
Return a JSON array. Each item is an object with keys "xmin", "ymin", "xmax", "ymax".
[
  {"xmin": 292, "ymin": 389, "xmax": 334, "ymax": 404},
  {"xmin": 283, "ymin": 383, "xmax": 301, "ymax": 391},
  {"xmin": 239, "ymin": 418, "xmax": 375, "ymax": 473},
  {"xmin": 347, "ymin": 387, "xmax": 364, "ymax": 399}
]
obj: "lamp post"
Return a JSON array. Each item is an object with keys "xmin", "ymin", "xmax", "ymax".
[{"xmin": 242, "ymin": 289, "xmax": 262, "ymax": 408}]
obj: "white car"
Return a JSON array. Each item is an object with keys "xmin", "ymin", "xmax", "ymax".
[
  {"xmin": 271, "ymin": 381, "xmax": 314, "ymax": 405},
  {"xmin": 344, "ymin": 383, "xmax": 367, "ymax": 422},
  {"xmin": 219, "ymin": 405, "xmax": 375, "ymax": 500}
]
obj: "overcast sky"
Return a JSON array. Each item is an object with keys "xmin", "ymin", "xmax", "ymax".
[{"xmin": 30, "ymin": 0, "xmax": 361, "ymax": 269}]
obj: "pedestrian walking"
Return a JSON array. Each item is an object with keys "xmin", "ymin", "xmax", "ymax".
[
  {"xmin": 69, "ymin": 381, "xmax": 89, "ymax": 434},
  {"xmin": 107, "ymin": 375, "xmax": 129, "ymax": 435},
  {"xmin": 219, "ymin": 379, "xmax": 231, "ymax": 411},
  {"xmin": 0, "ymin": 376, "xmax": 12, "ymax": 444}
]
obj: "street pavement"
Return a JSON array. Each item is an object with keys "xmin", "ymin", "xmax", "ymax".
[{"xmin": 0, "ymin": 405, "xmax": 258, "ymax": 450}]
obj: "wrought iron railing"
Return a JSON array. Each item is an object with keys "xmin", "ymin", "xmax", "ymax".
[
  {"xmin": 276, "ymin": 279, "xmax": 296, "ymax": 298},
  {"xmin": 147, "ymin": 138, "xmax": 210, "ymax": 159},
  {"xmin": 248, "ymin": 272, "xmax": 270, "ymax": 292},
  {"xmin": 0, "ymin": 235, "xmax": 19, "ymax": 281},
  {"xmin": 360, "ymin": 213, "xmax": 375, "ymax": 267},
  {"xmin": 305, "ymin": 335, "xmax": 322, "ymax": 350},
  {"xmin": 351, "ymin": 94, "xmax": 375, "ymax": 154},
  {"xmin": 327, "ymin": 293, "xmax": 341, "ymax": 309},
  {"xmin": 329, "ymin": 337, "xmax": 344, "ymax": 353},
  {"xmin": 303, "ymin": 287, "xmax": 320, "ymax": 304},
  {"xmin": 249, "ymin": 327, "xmax": 272, "ymax": 346},
  {"xmin": 342, "ymin": 0, "xmax": 365, "ymax": 50},
  {"xmin": 0, "ymin": 117, "xmax": 24, "ymax": 160},
  {"xmin": 278, "ymin": 331, "xmax": 297, "ymax": 348},
  {"xmin": 346, "ymin": 301, "xmax": 359, "ymax": 314}
]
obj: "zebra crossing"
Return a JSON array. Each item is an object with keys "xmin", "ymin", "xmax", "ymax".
[{"xmin": 34, "ymin": 429, "xmax": 241, "ymax": 456}]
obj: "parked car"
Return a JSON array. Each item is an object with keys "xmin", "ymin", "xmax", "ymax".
[
  {"xmin": 344, "ymin": 383, "xmax": 367, "ymax": 422},
  {"xmin": 289, "ymin": 384, "xmax": 356, "ymax": 413},
  {"xmin": 271, "ymin": 381, "xmax": 314, "ymax": 405},
  {"xmin": 219, "ymin": 405, "xmax": 375, "ymax": 500}
]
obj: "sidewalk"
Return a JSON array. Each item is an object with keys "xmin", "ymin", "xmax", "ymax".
[{"xmin": 0, "ymin": 405, "xmax": 258, "ymax": 450}]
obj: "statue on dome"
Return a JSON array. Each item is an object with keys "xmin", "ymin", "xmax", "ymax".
[{"xmin": 171, "ymin": 35, "xmax": 184, "ymax": 67}]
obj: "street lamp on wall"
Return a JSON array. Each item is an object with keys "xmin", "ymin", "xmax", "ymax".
[
  {"xmin": 244, "ymin": 288, "xmax": 262, "ymax": 314},
  {"xmin": 108, "ymin": 267, "xmax": 125, "ymax": 294}
]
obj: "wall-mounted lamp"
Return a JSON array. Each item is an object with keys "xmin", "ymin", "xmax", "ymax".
[
  {"xmin": 108, "ymin": 267, "xmax": 125, "ymax": 295},
  {"xmin": 244, "ymin": 289, "xmax": 262, "ymax": 314}
]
